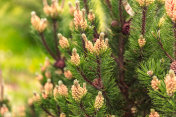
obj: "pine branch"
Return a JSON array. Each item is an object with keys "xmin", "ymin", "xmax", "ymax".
[
  {"xmin": 141, "ymin": 6, "xmax": 147, "ymax": 36},
  {"xmin": 81, "ymin": 36, "xmax": 87, "ymax": 56},
  {"xmin": 79, "ymin": 101, "xmax": 91, "ymax": 117},
  {"xmin": 119, "ymin": 0, "xmax": 124, "ymax": 27},
  {"xmin": 83, "ymin": 0, "xmax": 89, "ymax": 14},
  {"xmin": 52, "ymin": 19, "xmax": 61, "ymax": 59},
  {"xmin": 92, "ymin": 21, "xmax": 99, "ymax": 39},
  {"xmin": 39, "ymin": 32, "xmax": 58, "ymax": 60},
  {"xmin": 96, "ymin": 56, "xmax": 113, "ymax": 109},
  {"xmin": 173, "ymin": 23, "xmax": 176, "ymax": 59},
  {"xmin": 153, "ymin": 32, "xmax": 174, "ymax": 62},
  {"xmin": 41, "ymin": 105, "xmax": 56, "ymax": 117},
  {"xmin": 105, "ymin": 0, "xmax": 112, "ymax": 10},
  {"xmin": 76, "ymin": 67, "xmax": 97, "ymax": 89},
  {"xmin": 96, "ymin": 56, "xmax": 101, "ymax": 78}
]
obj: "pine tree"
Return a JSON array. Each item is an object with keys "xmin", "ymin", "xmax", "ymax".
[{"xmin": 28, "ymin": 0, "xmax": 176, "ymax": 116}]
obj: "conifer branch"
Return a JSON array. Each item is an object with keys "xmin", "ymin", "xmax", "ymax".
[
  {"xmin": 173, "ymin": 23, "xmax": 176, "ymax": 59},
  {"xmin": 81, "ymin": 36, "xmax": 87, "ymax": 56},
  {"xmin": 92, "ymin": 21, "xmax": 99, "ymax": 39},
  {"xmin": 96, "ymin": 56, "xmax": 113, "ymax": 109},
  {"xmin": 152, "ymin": 32, "xmax": 174, "ymax": 62},
  {"xmin": 76, "ymin": 67, "xmax": 97, "ymax": 89},
  {"xmin": 41, "ymin": 105, "xmax": 56, "ymax": 117},
  {"xmin": 96, "ymin": 56, "xmax": 101, "ymax": 78},
  {"xmin": 52, "ymin": 19, "xmax": 61, "ymax": 59},
  {"xmin": 105, "ymin": 0, "xmax": 112, "ymax": 10},
  {"xmin": 80, "ymin": 101, "xmax": 91, "ymax": 117},
  {"xmin": 83, "ymin": 0, "xmax": 89, "ymax": 14},
  {"xmin": 39, "ymin": 32, "xmax": 58, "ymax": 60},
  {"xmin": 119, "ymin": 0, "xmax": 124, "ymax": 27},
  {"xmin": 141, "ymin": 6, "xmax": 147, "ymax": 36}
]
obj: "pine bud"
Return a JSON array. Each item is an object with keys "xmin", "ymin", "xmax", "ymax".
[
  {"xmin": 45, "ymin": 71, "xmax": 51, "ymax": 78},
  {"xmin": 135, "ymin": 0, "xmax": 155, "ymax": 6},
  {"xmin": 86, "ymin": 41, "xmax": 94, "ymax": 53},
  {"xmin": 44, "ymin": 57, "xmax": 50, "ymax": 67},
  {"xmin": 44, "ymin": 79, "xmax": 53, "ymax": 94},
  {"xmin": 165, "ymin": 0, "xmax": 176, "ymax": 22},
  {"xmin": 131, "ymin": 106, "xmax": 137, "ymax": 114},
  {"xmin": 151, "ymin": 76, "xmax": 160, "ymax": 90},
  {"xmin": 58, "ymin": 81, "xmax": 68, "ymax": 97},
  {"xmin": 94, "ymin": 91, "xmax": 104, "ymax": 110},
  {"xmin": 105, "ymin": 38, "xmax": 109, "ymax": 47},
  {"xmin": 71, "ymin": 48, "xmax": 80, "ymax": 66},
  {"xmin": 75, "ymin": 1, "xmax": 80, "ymax": 11},
  {"xmin": 149, "ymin": 109, "xmax": 160, "ymax": 117},
  {"xmin": 138, "ymin": 35, "xmax": 146, "ymax": 48},
  {"xmin": 94, "ymin": 32, "xmax": 108, "ymax": 55},
  {"xmin": 60, "ymin": 113, "xmax": 66, "ymax": 117},
  {"xmin": 158, "ymin": 15, "xmax": 165, "ymax": 27},
  {"xmin": 42, "ymin": 90, "xmax": 48, "ymax": 99},
  {"xmin": 55, "ymin": 69, "xmax": 63, "ymax": 75},
  {"xmin": 53, "ymin": 85, "xmax": 59, "ymax": 97},
  {"xmin": 43, "ymin": 0, "xmax": 51, "ymax": 16},
  {"xmin": 82, "ymin": 33, "xmax": 94, "ymax": 53},
  {"xmin": 80, "ymin": 9, "xmax": 87, "ymax": 30},
  {"xmin": 64, "ymin": 70, "xmax": 73, "ymax": 79},
  {"xmin": 28, "ymin": 98, "xmax": 34, "ymax": 106},
  {"xmin": 31, "ymin": 11, "xmax": 47, "ymax": 32},
  {"xmin": 36, "ymin": 74, "xmax": 43, "ymax": 81},
  {"xmin": 147, "ymin": 70, "xmax": 153, "ymax": 77},
  {"xmin": 164, "ymin": 70, "xmax": 176, "ymax": 96},
  {"xmin": 58, "ymin": 33, "xmax": 70, "ymax": 49},
  {"xmin": 82, "ymin": 33, "xmax": 87, "ymax": 42},
  {"xmin": 0, "ymin": 105, "xmax": 8, "ymax": 115},
  {"xmin": 82, "ymin": 83, "xmax": 87, "ymax": 95},
  {"xmin": 74, "ymin": 1, "xmax": 82, "ymax": 30},
  {"xmin": 68, "ymin": 2, "xmax": 75, "ymax": 16},
  {"xmin": 33, "ymin": 92, "xmax": 40, "ymax": 101},
  {"xmin": 88, "ymin": 10, "xmax": 95, "ymax": 22},
  {"xmin": 39, "ymin": 18, "xmax": 48, "ymax": 32},
  {"xmin": 71, "ymin": 79, "xmax": 87, "ymax": 101},
  {"xmin": 50, "ymin": 0, "xmax": 60, "ymax": 18}
]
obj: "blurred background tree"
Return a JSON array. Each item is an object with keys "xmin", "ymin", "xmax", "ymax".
[{"xmin": 0, "ymin": 0, "xmax": 46, "ymax": 115}]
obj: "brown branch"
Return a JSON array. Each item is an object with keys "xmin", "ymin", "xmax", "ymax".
[
  {"xmin": 96, "ymin": 56, "xmax": 101, "ymax": 78},
  {"xmin": 52, "ymin": 19, "xmax": 61, "ymax": 59},
  {"xmin": 96, "ymin": 56, "xmax": 113, "ymax": 109},
  {"xmin": 80, "ymin": 101, "xmax": 91, "ymax": 117},
  {"xmin": 154, "ymin": 32, "xmax": 174, "ymax": 62},
  {"xmin": 76, "ymin": 67, "xmax": 98, "ymax": 90},
  {"xmin": 39, "ymin": 33, "xmax": 58, "ymax": 60},
  {"xmin": 173, "ymin": 23, "xmax": 176, "ymax": 59},
  {"xmin": 141, "ymin": 6, "xmax": 147, "ymax": 36},
  {"xmin": 41, "ymin": 105, "xmax": 56, "ymax": 117},
  {"xmin": 105, "ymin": 0, "xmax": 112, "ymax": 10},
  {"xmin": 82, "ymin": 36, "xmax": 87, "ymax": 56},
  {"xmin": 119, "ymin": 0, "xmax": 124, "ymax": 27},
  {"xmin": 83, "ymin": 0, "xmax": 89, "ymax": 14}
]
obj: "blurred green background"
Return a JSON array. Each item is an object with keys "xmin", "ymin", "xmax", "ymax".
[{"xmin": 0, "ymin": 0, "xmax": 46, "ymax": 114}]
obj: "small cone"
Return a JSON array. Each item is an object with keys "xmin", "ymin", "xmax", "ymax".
[{"xmin": 170, "ymin": 61, "xmax": 176, "ymax": 73}]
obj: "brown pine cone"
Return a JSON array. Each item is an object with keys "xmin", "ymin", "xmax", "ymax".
[
  {"xmin": 93, "ymin": 78, "xmax": 103, "ymax": 89},
  {"xmin": 54, "ymin": 59, "xmax": 65, "ymax": 69},
  {"xmin": 170, "ymin": 61, "xmax": 176, "ymax": 73}
]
